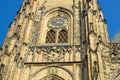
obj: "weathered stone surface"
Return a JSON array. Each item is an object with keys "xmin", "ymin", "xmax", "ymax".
[{"xmin": 0, "ymin": 0, "xmax": 120, "ymax": 80}]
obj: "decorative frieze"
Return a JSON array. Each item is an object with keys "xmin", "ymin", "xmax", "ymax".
[{"xmin": 25, "ymin": 45, "xmax": 81, "ymax": 62}]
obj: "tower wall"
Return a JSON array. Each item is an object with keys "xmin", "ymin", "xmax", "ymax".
[{"xmin": 0, "ymin": 0, "xmax": 118, "ymax": 80}]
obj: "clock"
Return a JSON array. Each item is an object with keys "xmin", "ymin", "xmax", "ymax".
[
  {"xmin": 48, "ymin": 67, "xmax": 57, "ymax": 74},
  {"xmin": 48, "ymin": 16, "xmax": 68, "ymax": 28}
]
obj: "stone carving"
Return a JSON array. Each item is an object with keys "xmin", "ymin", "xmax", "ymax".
[
  {"xmin": 31, "ymin": 1, "xmax": 47, "ymax": 45},
  {"xmin": 31, "ymin": 21, "xmax": 39, "ymax": 44},
  {"xmin": 99, "ymin": 43, "xmax": 120, "ymax": 80},
  {"xmin": 34, "ymin": 1, "xmax": 47, "ymax": 21},
  {"xmin": 37, "ymin": 46, "xmax": 72, "ymax": 62},
  {"xmin": 27, "ymin": 45, "xmax": 81, "ymax": 62},
  {"xmin": 109, "ymin": 44, "xmax": 120, "ymax": 65}
]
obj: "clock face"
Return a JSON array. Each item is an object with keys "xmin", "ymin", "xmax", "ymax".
[{"xmin": 48, "ymin": 16, "xmax": 68, "ymax": 28}]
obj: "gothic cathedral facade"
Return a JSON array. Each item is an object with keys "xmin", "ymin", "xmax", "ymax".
[{"xmin": 0, "ymin": 0, "xmax": 120, "ymax": 80}]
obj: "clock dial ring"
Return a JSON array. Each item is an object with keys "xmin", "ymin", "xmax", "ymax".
[{"xmin": 48, "ymin": 16, "xmax": 69, "ymax": 28}]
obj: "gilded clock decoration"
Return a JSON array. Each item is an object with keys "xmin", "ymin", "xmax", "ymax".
[
  {"xmin": 48, "ymin": 16, "xmax": 68, "ymax": 28},
  {"xmin": 48, "ymin": 67, "xmax": 58, "ymax": 74}
]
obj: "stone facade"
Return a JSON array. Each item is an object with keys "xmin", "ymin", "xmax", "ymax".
[{"xmin": 0, "ymin": 0, "xmax": 120, "ymax": 80}]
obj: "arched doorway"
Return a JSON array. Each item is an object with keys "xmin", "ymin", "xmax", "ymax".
[{"xmin": 40, "ymin": 74, "xmax": 64, "ymax": 80}]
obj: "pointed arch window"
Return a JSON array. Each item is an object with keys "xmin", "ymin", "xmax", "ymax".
[
  {"xmin": 45, "ymin": 11, "xmax": 71, "ymax": 44},
  {"xmin": 45, "ymin": 30, "xmax": 56, "ymax": 43},
  {"xmin": 58, "ymin": 29, "xmax": 68, "ymax": 43},
  {"xmin": 45, "ymin": 29, "xmax": 68, "ymax": 43}
]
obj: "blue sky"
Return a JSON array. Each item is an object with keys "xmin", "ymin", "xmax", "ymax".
[{"xmin": 0, "ymin": 0, "xmax": 120, "ymax": 47}]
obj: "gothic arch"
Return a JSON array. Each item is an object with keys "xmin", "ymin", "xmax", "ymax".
[
  {"xmin": 31, "ymin": 65, "xmax": 73, "ymax": 80},
  {"xmin": 44, "ymin": 7, "xmax": 73, "ymax": 19},
  {"xmin": 38, "ymin": 7, "xmax": 73, "ymax": 45},
  {"xmin": 40, "ymin": 74, "xmax": 64, "ymax": 80}
]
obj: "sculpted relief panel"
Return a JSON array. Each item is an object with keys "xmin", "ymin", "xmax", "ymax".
[{"xmin": 25, "ymin": 45, "xmax": 81, "ymax": 63}]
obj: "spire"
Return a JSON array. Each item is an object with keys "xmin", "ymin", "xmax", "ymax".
[{"xmin": 111, "ymin": 31, "xmax": 120, "ymax": 43}]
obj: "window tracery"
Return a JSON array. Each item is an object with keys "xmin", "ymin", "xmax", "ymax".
[
  {"xmin": 45, "ymin": 30, "xmax": 56, "ymax": 43},
  {"xmin": 45, "ymin": 13, "xmax": 69, "ymax": 43},
  {"xmin": 58, "ymin": 29, "xmax": 68, "ymax": 43}
]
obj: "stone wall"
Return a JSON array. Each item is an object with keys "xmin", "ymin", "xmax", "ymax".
[
  {"xmin": 0, "ymin": 0, "xmax": 119, "ymax": 80},
  {"xmin": 102, "ymin": 43, "xmax": 120, "ymax": 80}
]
